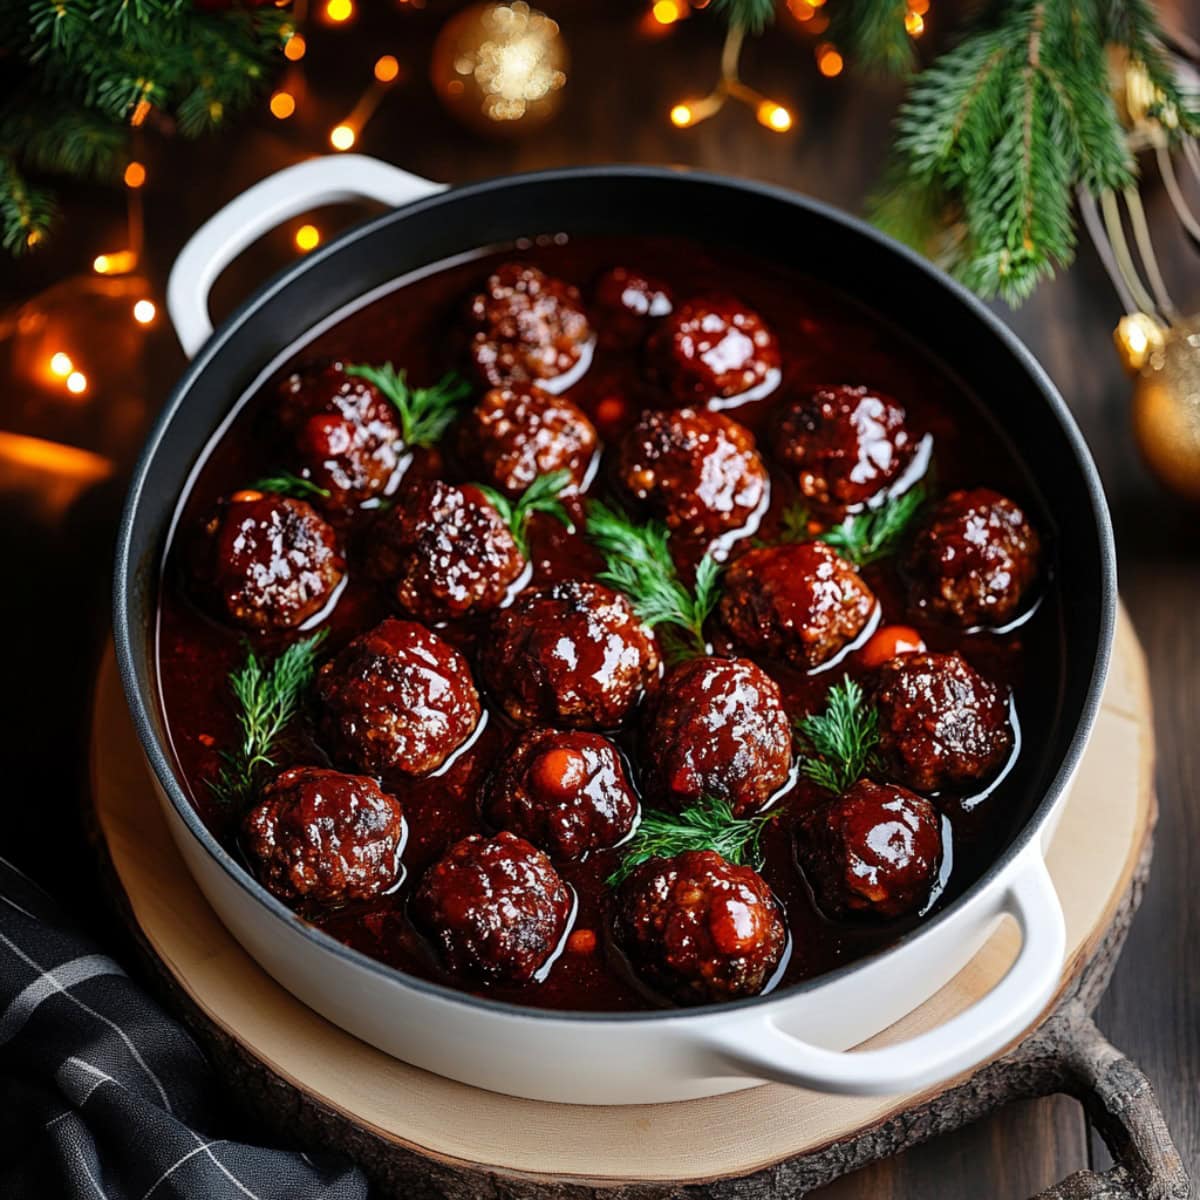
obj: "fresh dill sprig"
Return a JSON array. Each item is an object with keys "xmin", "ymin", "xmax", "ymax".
[
  {"xmin": 208, "ymin": 632, "xmax": 327, "ymax": 809},
  {"xmin": 817, "ymin": 483, "xmax": 927, "ymax": 566},
  {"xmin": 252, "ymin": 472, "xmax": 331, "ymax": 502},
  {"xmin": 345, "ymin": 362, "xmax": 471, "ymax": 448},
  {"xmin": 779, "ymin": 501, "xmax": 813, "ymax": 544},
  {"xmin": 794, "ymin": 676, "xmax": 881, "ymax": 795},
  {"xmin": 476, "ymin": 469, "xmax": 575, "ymax": 557},
  {"xmin": 606, "ymin": 796, "xmax": 776, "ymax": 888},
  {"xmin": 585, "ymin": 501, "xmax": 720, "ymax": 662}
]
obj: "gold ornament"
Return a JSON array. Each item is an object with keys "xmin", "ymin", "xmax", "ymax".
[
  {"xmin": 1129, "ymin": 315, "xmax": 1200, "ymax": 503},
  {"xmin": 431, "ymin": 1, "xmax": 567, "ymax": 137},
  {"xmin": 1113, "ymin": 312, "xmax": 1166, "ymax": 375}
]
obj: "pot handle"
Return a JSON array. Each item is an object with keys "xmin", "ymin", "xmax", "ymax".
[
  {"xmin": 700, "ymin": 847, "xmax": 1066, "ymax": 1096},
  {"xmin": 166, "ymin": 154, "xmax": 446, "ymax": 358}
]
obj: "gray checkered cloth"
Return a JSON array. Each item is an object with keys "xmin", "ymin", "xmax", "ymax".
[{"xmin": 0, "ymin": 856, "xmax": 369, "ymax": 1199}]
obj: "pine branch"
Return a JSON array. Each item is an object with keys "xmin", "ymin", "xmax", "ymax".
[
  {"xmin": 0, "ymin": 157, "xmax": 56, "ymax": 255},
  {"xmin": 476, "ymin": 469, "xmax": 575, "ymax": 556},
  {"xmin": 829, "ymin": 0, "xmax": 915, "ymax": 75}
]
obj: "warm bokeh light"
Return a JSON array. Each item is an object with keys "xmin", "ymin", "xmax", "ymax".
[
  {"xmin": 66, "ymin": 371, "xmax": 88, "ymax": 395},
  {"xmin": 808, "ymin": 0, "xmax": 826, "ymax": 6},
  {"xmin": 652, "ymin": 0, "xmax": 681, "ymax": 24},
  {"xmin": 670, "ymin": 103, "xmax": 694, "ymax": 127},
  {"xmin": 325, "ymin": 0, "xmax": 353, "ymax": 21},
  {"xmin": 133, "ymin": 299, "xmax": 157, "ymax": 325},
  {"xmin": 294, "ymin": 224, "xmax": 321, "ymax": 252},
  {"xmin": 905, "ymin": 10, "xmax": 925, "ymax": 35},
  {"xmin": 817, "ymin": 45, "xmax": 844, "ymax": 76},
  {"xmin": 26, "ymin": 230, "xmax": 42, "ymax": 248},
  {"xmin": 270, "ymin": 91, "xmax": 297, "ymax": 119},
  {"xmin": 284, "ymin": 31, "xmax": 307, "ymax": 60},
  {"xmin": 130, "ymin": 98, "xmax": 151, "ymax": 126},
  {"xmin": 93, "ymin": 250, "xmax": 137, "ymax": 275},
  {"xmin": 49, "ymin": 353, "xmax": 73, "ymax": 378},
  {"xmin": 123, "ymin": 161, "xmax": 146, "ymax": 188},
  {"xmin": 788, "ymin": 0, "xmax": 814, "ymax": 19},
  {"xmin": 909, "ymin": 0, "xmax": 929, "ymax": 12},
  {"xmin": 329, "ymin": 123, "xmax": 356, "ymax": 150},
  {"xmin": 756, "ymin": 100, "xmax": 794, "ymax": 132},
  {"xmin": 374, "ymin": 55, "xmax": 400, "ymax": 82}
]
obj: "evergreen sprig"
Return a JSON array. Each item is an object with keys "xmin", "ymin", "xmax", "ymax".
[
  {"xmin": 713, "ymin": 0, "xmax": 777, "ymax": 34},
  {"xmin": 818, "ymin": 483, "xmax": 926, "ymax": 566},
  {"xmin": 253, "ymin": 473, "xmax": 332, "ymax": 503},
  {"xmin": 794, "ymin": 677, "xmax": 881, "ymax": 795},
  {"xmin": 345, "ymin": 363, "xmax": 472, "ymax": 449},
  {"xmin": 476, "ymin": 469, "xmax": 575, "ymax": 556}
]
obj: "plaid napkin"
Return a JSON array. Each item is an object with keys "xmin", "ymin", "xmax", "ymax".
[{"xmin": 0, "ymin": 855, "xmax": 369, "ymax": 1200}]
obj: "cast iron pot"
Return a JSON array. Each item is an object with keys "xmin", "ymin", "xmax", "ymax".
[{"xmin": 113, "ymin": 155, "xmax": 1116, "ymax": 1105}]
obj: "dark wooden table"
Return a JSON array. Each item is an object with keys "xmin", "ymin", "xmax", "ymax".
[{"xmin": 1, "ymin": 3, "xmax": 1196, "ymax": 1196}]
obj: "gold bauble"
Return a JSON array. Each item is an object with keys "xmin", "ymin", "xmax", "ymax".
[
  {"xmin": 1130, "ymin": 315, "xmax": 1200, "ymax": 502},
  {"xmin": 431, "ymin": 1, "xmax": 567, "ymax": 137},
  {"xmin": 1114, "ymin": 312, "xmax": 1166, "ymax": 375}
]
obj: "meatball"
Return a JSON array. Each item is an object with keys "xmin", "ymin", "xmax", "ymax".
[
  {"xmin": 719, "ymin": 541, "xmax": 877, "ymax": 670},
  {"xmin": 873, "ymin": 652, "xmax": 1013, "ymax": 792},
  {"xmin": 413, "ymin": 832, "xmax": 573, "ymax": 984},
  {"xmin": 277, "ymin": 360, "xmax": 404, "ymax": 509},
  {"xmin": 242, "ymin": 767, "xmax": 406, "ymax": 906},
  {"xmin": 594, "ymin": 266, "xmax": 673, "ymax": 348},
  {"xmin": 647, "ymin": 657, "xmax": 793, "ymax": 817},
  {"xmin": 797, "ymin": 781, "xmax": 942, "ymax": 920},
  {"xmin": 482, "ymin": 729, "xmax": 638, "ymax": 860},
  {"xmin": 467, "ymin": 262, "xmax": 592, "ymax": 388},
  {"xmin": 615, "ymin": 408, "xmax": 768, "ymax": 545},
  {"xmin": 479, "ymin": 581, "xmax": 660, "ymax": 730},
  {"xmin": 365, "ymin": 480, "xmax": 525, "ymax": 622},
  {"xmin": 647, "ymin": 294, "xmax": 780, "ymax": 405},
  {"xmin": 457, "ymin": 383, "xmax": 598, "ymax": 499},
  {"xmin": 616, "ymin": 850, "xmax": 786, "ymax": 1005},
  {"xmin": 772, "ymin": 384, "xmax": 913, "ymax": 509},
  {"xmin": 199, "ymin": 491, "xmax": 344, "ymax": 631},
  {"xmin": 908, "ymin": 488, "xmax": 1041, "ymax": 627},
  {"xmin": 316, "ymin": 618, "xmax": 481, "ymax": 777}
]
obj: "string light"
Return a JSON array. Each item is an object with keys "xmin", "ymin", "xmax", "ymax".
[
  {"xmin": 909, "ymin": 0, "xmax": 929, "ymax": 12},
  {"xmin": 652, "ymin": 0, "xmax": 682, "ymax": 25},
  {"xmin": 66, "ymin": 371, "xmax": 88, "ymax": 395},
  {"xmin": 330, "ymin": 123, "xmax": 356, "ymax": 150},
  {"xmin": 49, "ymin": 353, "xmax": 73, "ymax": 379},
  {"xmin": 284, "ymin": 31, "xmax": 307, "ymax": 60},
  {"xmin": 270, "ymin": 91, "xmax": 297, "ymax": 119},
  {"xmin": 904, "ymin": 10, "xmax": 924, "ymax": 35},
  {"xmin": 670, "ymin": 103, "xmax": 694, "ymax": 127},
  {"xmin": 133, "ymin": 299, "xmax": 157, "ymax": 325},
  {"xmin": 93, "ymin": 250, "xmax": 137, "ymax": 275},
  {"xmin": 756, "ymin": 100, "xmax": 793, "ymax": 132},
  {"xmin": 123, "ymin": 161, "xmax": 146, "ymax": 188},
  {"xmin": 324, "ymin": 0, "xmax": 353, "ymax": 22},
  {"xmin": 130, "ymin": 97, "xmax": 152, "ymax": 127},
  {"xmin": 374, "ymin": 55, "xmax": 400, "ymax": 83},
  {"xmin": 817, "ymin": 44, "xmax": 844, "ymax": 76},
  {"xmin": 294, "ymin": 224, "xmax": 321, "ymax": 251},
  {"xmin": 329, "ymin": 53, "xmax": 404, "ymax": 150}
]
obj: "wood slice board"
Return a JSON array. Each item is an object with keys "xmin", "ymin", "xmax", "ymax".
[{"xmin": 89, "ymin": 606, "xmax": 1154, "ymax": 1190}]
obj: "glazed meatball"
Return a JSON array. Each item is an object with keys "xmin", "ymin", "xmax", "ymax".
[
  {"xmin": 316, "ymin": 617, "xmax": 481, "ymax": 777},
  {"xmin": 797, "ymin": 780, "xmax": 942, "ymax": 920},
  {"xmin": 873, "ymin": 652, "xmax": 1013, "ymax": 792},
  {"xmin": 479, "ymin": 581, "xmax": 660, "ymax": 730},
  {"xmin": 277, "ymin": 361, "xmax": 404, "ymax": 509},
  {"xmin": 616, "ymin": 850, "xmax": 786, "ymax": 1005},
  {"xmin": 908, "ymin": 488, "xmax": 1041, "ymax": 627},
  {"xmin": 365, "ymin": 480, "xmax": 525, "ymax": 622},
  {"xmin": 594, "ymin": 266, "xmax": 673, "ymax": 348},
  {"xmin": 242, "ymin": 767, "xmax": 405, "ymax": 906},
  {"xmin": 468, "ymin": 262, "xmax": 592, "ymax": 388},
  {"xmin": 647, "ymin": 657, "xmax": 793, "ymax": 817},
  {"xmin": 773, "ymin": 384, "xmax": 913, "ymax": 509},
  {"xmin": 199, "ymin": 491, "xmax": 344, "ymax": 631},
  {"xmin": 719, "ymin": 541, "xmax": 877, "ymax": 670},
  {"xmin": 647, "ymin": 294, "xmax": 780, "ymax": 405},
  {"xmin": 457, "ymin": 383, "xmax": 598, "ymax": 499},
  {"xmin": 413, "ymin": 832, "xmax": 573, "ymax": 984},
  {"xmin": 615, "ymin": 407, "xmax": 768, "ymax": 545},
  {"xmin": 482, "ymin": 729, "xmax": 638, "ymax": 860}
]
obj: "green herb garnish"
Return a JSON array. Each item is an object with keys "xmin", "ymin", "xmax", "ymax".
[
  {"xmin": 252, "ymin": 472, "xmax": 331, "ymax": 502},
  {"xmin": 817, "ymin": 483, "xmax": 927, "ymax": 566},
  {"xmin": 585, "ymin": 501, "xmax": 720, "ymax": 662},
  {"xmin": 778, "ymin": 500, "xmax": 813, "ymax": 544},
  {"xmin": 208, "ymin": 632, "xmax": 327, "ymax": 809},
  {"xmin": 345, "ymin": 362, "xmax": 471, "ymax": 448},
  {"xmin": 476, "ymin": 469, "xmax": 574, "ymax": 557},
  {"xmin": 606, "ymin": 796, "xmax": 776, "ymax": 887},
  {"xmin": 794, "ymin": 676, "xmax": 881, "ymax": 795}
]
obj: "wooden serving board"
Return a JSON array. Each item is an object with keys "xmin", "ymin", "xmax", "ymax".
[{"xmin": 88, "ymin": 606, "xmax": 1167, "ymax": 1198}]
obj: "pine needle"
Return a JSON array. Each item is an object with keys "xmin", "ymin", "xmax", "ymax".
[
  {"xmin": 476, "ymin": 469, "xmax": 575, "ymax": 556},
  {"xmin": 794, "ymin": 676, "xmax": 881, "ymax": 794},
  {"xmin": 253, "ymin": 472, "xmax": 332, "ymax": 503},
  {"xmin": 344, "ymin": 363, "xmax": 471, "ymax": 449}
]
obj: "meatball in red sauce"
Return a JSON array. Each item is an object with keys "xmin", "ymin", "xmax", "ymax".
[
  {"xmin": 647, "ymin": 657, "xmax": 793, "ymax": 817},
  {"xmin": 797, "ymin": 780, "xmax": 942, "ymax": 920},
  {"xmin": 467, "ymin": 262, "xmax": 592, "ymax": 389},
  {"xmin": 719, "ymin": 541, "xmax": 877, "ymax": 670},
  {"xmin": 277, "ymin": 361, "xmax": 404, "ymax": 510},
  {"xmin": 365, "ymin": 480, "xmax": 525, "ymax": 623},
  {"xmin": 479, "ymin": 581, "xmax": 660, "ymax": 730},
  {"xmin": 648, "ymin": 294, "xmax": 780, "ymax": 405},
  {"xmin": 593, "ymin": 266, "xmax": 673, "ymax": 348},
  {"xmin": 198, "ymin": 491, "xmax": 344, "ymax": 631},
  {"xmin": 873, "ymin": 652, "xmax": 1013, "ymax": 792},
  {"xmin": 615, "ymin": 407, "xmax": 768, "ymax": 547},
  {"xmin": 413, "ymin": 832, "xmax": 573, "ymax": 984},
  {"xmin": 482, "ymin": 729, "xmax": 638, "ymax": 861},
  {"xmin": 316, "ymin": 617, "xmax": 480, "ymax": 777},
  {"xmin": 617, "ymin": 850, "xmax": 786, "ymax": 1005},
  {"xmin": 772, "ymin": 384, "xmax": 913, "ymax": 510},
  {"xmin": 242, "ymin": 767, "xmax": 405, "ymax": 906},
  {"xmin": 456, "ymin": 383, "xmax": 598, "ymax": 499},
  {"xmin": 908, "ymin": 488, "xmax": 1041, "ymax": 628}
]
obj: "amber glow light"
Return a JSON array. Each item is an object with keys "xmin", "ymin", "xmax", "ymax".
[
  {"xmin": 756, "ymin": 100, "xmax": 793, "ymax": 132},
  {"xmin": 294, "ymin": 224, "xmax": 321, "ymax": 252},
  {"xmin": 133, "ymin": 299, "xmax": 157, "ymax": 325},
  {"xmin": 374, "ymin": 55, "xmax": 400, "ymax": 83},
  {"xmin": 49, "ymin": 353, "xmax": 73, "ymax": 378},
  {"xmin": 93, "ymin": 250, "xmax": 137, "ymax": 275},
  {"xmin": 652, "ymin": 0, "xmax": 681, "ymax": 25},
  {"xmin": 330, "ymin": 123, "xmax": 356, "ymax": 150},
  {"xmin": 325, "ymin": 0, "xmax": 353, "ymax": 21},
  {"xmin": 66, "ymin": 371, "xmax": 88, "ymax": 395},
  {"xmin": 905, "ymin": 11, "xmax": 925, "ymax": 35},
  {"xmin": 270, "ymin": 91, "xmax": 297, "ymax": 119},
  {"xmin": 123, "ymin": 161, "xmax": 146, "ymax": 188},
  {"xmin": 909, "ymin": 0, "xmax": 929, "ymax": 12},
  {"xmin": 817, "ymin": 45, "xmax": 844, "ymax": 76},
  {"xmin": 284, "ymin": 32, "xmax": 307, "ymax": 60},
  {"xmin": 670, "ymin": 103, "xmax": 694, "ymax": 127}
]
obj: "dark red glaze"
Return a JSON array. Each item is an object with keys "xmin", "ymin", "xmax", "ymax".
[
  {"xmin": 648, "ymin": 293, "xmax": 780, "ymax": 404},
  {"xmin": 365, "ymin": 479, "xmax": 524, "ymax": 622},
  {"xmin": 593, "ymin": 266, "xmax": 673, "ymax": 348},
  {"xmin": 797, "ymin": 780, "xmax": 942, "ymax": 919},
  {"xmin": 647, "ymin": 657, "xmax": 792, "ymax": 817},
  {"xmin": 316, "ymin": 617, "xmax": 481, "ymax": 777},
  {"xmin": 482, "ymin": 728, "xmax": 638, "ymax": 861},
  {"xmin": 772, "ymin": 384, "xmax": 912, "ymax": 510},
  {"xmin": 616, "ymin": 850, "xmax": 786, "ymax": 1005},
  {"xmin": 719, "ymin": 541, "xmax": 876, "ymax": 670},
  {"xmin": 413, "ymin": 832, "xmax": 573, "ymax": 984},
  {"xmin": 242, "ymin": 767, "xmax": 405, "ymax": 906},
  {"xmin": 197, "ymin": 491, "xmax": 344, "ymax": 631},
  {"xmin": 467, "ymin": 262, "xmax": 591, "ymax": 388},
  {"xmin": 456, "ymin": 383, "xmax": 598, "ymax": 499},
  {"xmin": 480, "ymin": 581, "xmax": 660, "ymax": 729},
  {"xmin": 277, "ymin": 360, "xmax": 403, "ymax": 510},
  {"xmin": 908, "ymin": 488, "xmax": 1041, "ymax": 627},
  {"xmin": 874, "ymin": 651, "xmax": 1013, "ymax": 792}
]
